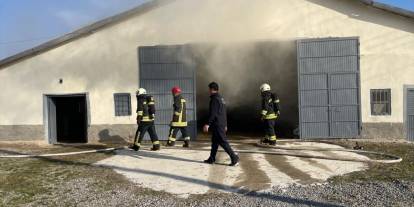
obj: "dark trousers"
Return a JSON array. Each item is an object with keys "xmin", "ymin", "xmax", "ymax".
[
  {"xmin": 168, "ymin": 127, "xmax": 190, "ymax": 141},
  {"xmin": 209, "ymin": 126, "xmax": 237, "ymax": 161},
  {"xmin": 263, "ymin": 119, "xmax": 277, "ymax": 141},
  {"xmin": 134, "ymin": 122, "xmax": 159, "ymax": 146}
]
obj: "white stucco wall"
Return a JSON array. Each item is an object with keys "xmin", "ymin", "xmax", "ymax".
[{"xmin": 0, "ymin": 0, "xmax": 413, "ymax": 126}]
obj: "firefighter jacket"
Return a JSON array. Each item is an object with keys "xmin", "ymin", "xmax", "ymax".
[
  {"xmin": 171, "ymin": 94, "xmax": 187, "ymax": 127},
  {"xmin": 137, "ymin": 95, "xmax": 155, "ymax": 123},
  {"xmin": 261, "ymin": 91, "xmax": 280, "ymax": 120},
  {"xmin": 208, "ymin": 93, "xmax": 227, "ymax": 127}
]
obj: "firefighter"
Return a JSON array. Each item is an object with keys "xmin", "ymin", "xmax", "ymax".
[
  {"xmin": 130, "ymin": 88, "xmax": 160, "ymax": 151},
  {"xmin": 260, "ymin": 83, "xmax": 280, "ymax": 146},
  {"xmin": 166, "ymin": 86, "xmax": 190, "ymax": 148},
  {"xmin": 203, "ymin": 82, "xmax": 239, "ymax": 166}
]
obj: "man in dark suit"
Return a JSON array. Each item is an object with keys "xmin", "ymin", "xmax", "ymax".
[{"xmin": 203, "ymin": 82, "xmax": 239, "ymax": 166}]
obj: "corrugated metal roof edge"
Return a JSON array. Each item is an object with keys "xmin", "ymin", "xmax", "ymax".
[
  {"xmin": 0, "ymin": 0, "xmax": 413, "ymax": 69},
  {"xmin": 0, "ymin": 0, "xmax": 175, "ymax": 69},
  {"xmin": 361, "ymin": 0, "xmax": 414, "ymax": 19}
]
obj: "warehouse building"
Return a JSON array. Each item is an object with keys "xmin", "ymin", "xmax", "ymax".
[{"xmin": 0, "ymin": 0, "xmax": 413, "ymax": 144}]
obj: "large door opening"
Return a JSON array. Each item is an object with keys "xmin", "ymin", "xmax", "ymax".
[
  {"xmin": 138, "ymin": 42, "xmax": 298, "ymax": 139},
  {"xmin": 192, "ymin": 42, "xmax": 299, "ymax": 138},
  {"xmin": 46, "ymin": 95, "xmax": 88, "ymax": 144}
]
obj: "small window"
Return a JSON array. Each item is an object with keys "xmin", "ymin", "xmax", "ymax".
[
  {"xmin": 114, "ymin": 93, "xmax": 131, "ymax": 116},
  {"xmin": 371, "ymin": 89, "xmax": 391, "ymax": 116}
]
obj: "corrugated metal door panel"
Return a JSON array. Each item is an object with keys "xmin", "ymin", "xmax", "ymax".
[
  {"xmin": 299, "ymin": 56, "xmax": 358, "ymax": 74},
  {"xmin": 301, "ymin": 123, "xmax": 329, "ymax": 138},
  {"xmin": 298, "ymin": 39, "xmax": 358, "ymax": 58},
  {"xmin": 300, "ymin": 74, "xmax": 328, "ymax": 90},
  {"xmin": 300, "ymin": 90, "xmax": 329, "ymax": 106},
  {"xmin": 407, "ymin": 89, "xmax": 414, "ymax": 141},
  {"xmin": 301, "ymin": 107, "xmax": 329, "ymax": 122},
  {"xmin": 139, "ymin": 46, "xmax": 197, "ymax": 141},
  {"xmin": 298, "ymin": 37, "xmax": 360, "ymax": 139}
]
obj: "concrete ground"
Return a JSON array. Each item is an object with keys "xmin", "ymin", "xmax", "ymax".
[
  {"xmin": 96, "ymin": 141, "xmax": 368, "ymax": 198},
  {"xmin": 1, "ymin": 139, "xmax": 414, "ymax": 206}
]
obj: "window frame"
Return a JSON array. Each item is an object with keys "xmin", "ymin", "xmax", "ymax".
[
  {"xmin": 114, "ymin": 93, "xmax": 132, "ymax": 117},
  {"xmin": 370, "ymin": 89, "xmax": 391, "ymax": 116}
]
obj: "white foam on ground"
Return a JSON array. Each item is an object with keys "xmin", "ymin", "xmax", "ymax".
[
  {"xmin": 252, "ymin": 153, "xmax": 295, "ymax": 188},
  {"xmin": 95, "ymin": 148, "xmax": 242, "ymax": 197},
  {"xmin": 95, "ymin": 142, "xmax": 368, "ymax": 196},
  {"xmin": 281, "ymin": 143, "xmax": 368, "ymax": 181}
]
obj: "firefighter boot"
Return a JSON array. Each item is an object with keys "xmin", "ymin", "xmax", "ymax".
[
  {"xmin": 183, "ymin": 140, "xmax": 190, "ymax": 148},
  {"xmin": 151, "ymin": 144, "xmax": 161, "ymax": 151},
  {"xmin": 268, "ymin": 140, "xmax": 276, "ymax": 146},
  {"xmin": 260, "ymin": 137, "xmax": 270, "ymax": 145},
  {"xmin": 166, "ymin": 140, "xmax": 175, "ymax": 147},
  {"xmin": 129, "ymin": 145, "xmax": 140, "ymax": 151}
]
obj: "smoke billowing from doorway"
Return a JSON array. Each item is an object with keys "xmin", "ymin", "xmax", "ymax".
[{"xmin": 192, "ymin": 41, "xmax": 299, "ymax": 138}]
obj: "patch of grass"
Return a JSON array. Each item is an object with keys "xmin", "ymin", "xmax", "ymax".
[
  {"xmin": 329, "ymin": 141, "xmax": 414, "ymax": 183},
  {"xmin": 0, "ymin": 144, "xmax": 126, "ymax": 206}
]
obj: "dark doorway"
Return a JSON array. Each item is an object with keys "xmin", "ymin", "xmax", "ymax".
[
  {"xmin": 47, "ymin": 95, "xmax": 88, "ymax": 143},
  {"xmin": 192, "ymin": 41, "xmax": 299, "ymax": 138}
]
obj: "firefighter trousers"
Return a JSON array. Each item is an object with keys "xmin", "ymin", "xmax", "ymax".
[
  {"xmin": 168, "ymin": 127, "xmax": 190, "ymax": 142},
  {"xmin": 133, "ymin": 122, "xmax": 160, "ymax": 146},
  {"xmin": 263, "ymin": 119, "xmax": 277, "ymax": 141}
]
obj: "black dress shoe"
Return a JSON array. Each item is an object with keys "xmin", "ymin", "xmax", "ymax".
[
  {"xmin": 183, "ymin": 141, "xmax": 190, "ymax": 148},
  {"xmin": 166, "ymin": 141, "xmax": 175, "ymax": 147},
  {"xmin": 229, "ymin": 155, "xmax": 240, "ymax": 166},
  {"xmin": 203, "ymin": 158, "xmax": 215, "ymax": 164}
]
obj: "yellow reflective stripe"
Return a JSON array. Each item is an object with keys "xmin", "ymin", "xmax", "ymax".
[
  {"xmin": 181, "ymin": 99, "xmax": 186, "ymax": 103},
  {"xmin": 178, "ymin": 101, "xmax": 184, "ymax": 123},
  {"xmin": 184, "ymin": 137, "xmax": 190, "ymax": 141},
  {"xmin": 153, "ymin": 141, "xmax": 160, "ymax": 145},
  {"xmin": 169, "ymin": 137, "xmax": 176, "ymax": 142},
  {"xmin": 171, "ymin": 122, "xmax": 187, "ymax": 127},
  {"xmin": 141, "ymin": 116, "xmax": 154, "ymax": 121},
  {"xmin": 265, "ymin": 113, "xmax": 278, "ymax": 119},
  {"xmin": 261, "ymin": 110, "xmax": 268, "ymax": 115},
  {"xmin": 274, "ymin": 99, "xmax": 280, "ymax": 103},
  {"xmin": 174, "ymin": 112, "xmax": 180, "ymax": 116},
  {"xmin": 143, "ymin": 101, "xmax": 147, "ymax": 104},
  {"xmin": 269, "ymin": 135, "xmax": 277, "ymax": 141},
  {"xmin": 148, "ymin": 102, "xmax": 155, "ymax": 105},
  {"xmin": 137, "ymin": 111, "xmax": 143, "ymax": 115}
]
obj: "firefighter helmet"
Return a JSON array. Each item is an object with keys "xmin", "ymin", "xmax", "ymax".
[
  {"xmin": 136, "ymin": 88, "xmax": 147, "ymax": 95},
  {"xmin": 260, "ymin": 83, "xmax": 271, "ymax": 92},
  {"xmin": 171, "ymin": 86, "xmax": 182, "ymax": 94}
]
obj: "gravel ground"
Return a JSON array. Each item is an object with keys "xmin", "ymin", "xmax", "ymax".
[{"xmin": 24, "ymin": 178, "xmax": 414, "ymax": 207}]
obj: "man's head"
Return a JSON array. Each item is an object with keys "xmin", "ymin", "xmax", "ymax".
[
  {"xmin": 208, "ymin": 82, "xmax": 219, "ymax": 95},
  {"xmin": 171, "ymin": 86, "xmax": 182, "ymax": 96},
  {"xmin": 136, "ymin": 88, "xmax": 147, "ymax": 96},
  {"xmin": 260, "ymin": 83, "xmax": 271, "ymax": 93}
]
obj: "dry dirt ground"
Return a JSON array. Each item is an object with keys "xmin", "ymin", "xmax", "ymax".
[{"xmin": 0, "ymin": 139, "xmax": 413, "ymax": 207}]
